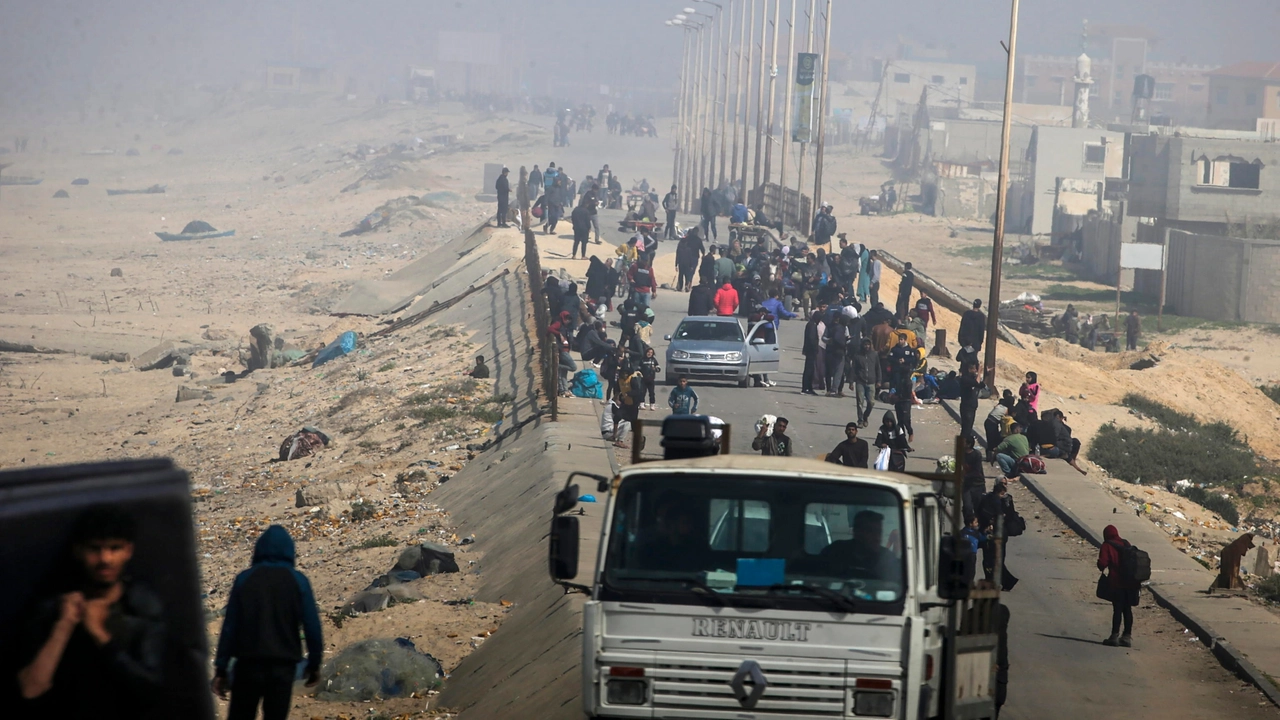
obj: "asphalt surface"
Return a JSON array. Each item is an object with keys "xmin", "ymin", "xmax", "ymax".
[{"xmin": 628, "ymin": 247, "xmax": 1279, "ymax": 719}]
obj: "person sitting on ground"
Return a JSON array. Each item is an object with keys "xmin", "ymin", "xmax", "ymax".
[
  {"xmin": 985, "ymin": 393, "xmax": 1015, "ymax": 463},
  {"xmin": 992, "ymin": 423, "xmax": 1030, "ymax": 478},
  {"xmin": 1044, "ymin": 409, "xmax": 1087, "ymax": 475},
  {"xmin": 468, "ymin": 355, "xmax": 490, "ymax": 379}
]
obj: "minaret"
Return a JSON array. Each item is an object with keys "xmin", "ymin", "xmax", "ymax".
[{"xmin": 1072, "ymin": 21, "xmax": 1093, "ymax": 129}]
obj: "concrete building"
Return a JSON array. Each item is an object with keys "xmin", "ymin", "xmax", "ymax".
[
  {"xmin": 1206, "ymin": 62, "xmax": 1280, "ymax": 131},
  {"xmin": 1017, "ymin": 126, "xmax": 1125, "ymax": 236},
  {"xmin": 1021, "ymin": 54, "xmax": 1215, "ymax": 126},
  {"xmin": 873, "ymin": 59, "xmax": 977, "ymax": 115},
  {"xmin": 264, "ymin": 64, "xmax": 336, "ymax": 93},
  {"xmin": 1162, "ymin": 231, "xmax": 1280, "ymax": 323},
  {"xmin": 1127, "ymin": 133, "xmax": 1280, "ymax": 233}
]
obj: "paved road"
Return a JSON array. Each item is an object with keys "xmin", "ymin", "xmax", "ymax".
[{"xmin": 624, "ymin": 249, "xmax": 1279, "ymax": 719}]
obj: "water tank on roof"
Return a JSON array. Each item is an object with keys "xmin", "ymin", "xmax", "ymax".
[{"xmin": 1133, "ymin": 74, "xmax": 1155, "ymax": 100}]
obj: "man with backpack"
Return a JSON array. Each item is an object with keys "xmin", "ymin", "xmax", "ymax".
[
  {"xmin": 662, "ymin": 185, "xmax": 680, "ymax": 239},
  {"xmin": 1097, "ymin": 525, "xmax": 1148, "ymax": 647}
]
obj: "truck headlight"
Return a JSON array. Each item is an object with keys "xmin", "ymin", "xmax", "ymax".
[
  {"xmin": 606, "ymin": 679, "xmax": 648, "ymax": 705},
  {"xmin": 671, "ymin": 350, "xmax": 690, "ymax": 360},
  {"xmin": 724, "ymin": 351, "xmax": 742, "ymax": 362},
  {"xmin": 854, "ymin": 691, "xmax": 895, "ymax": 717}
]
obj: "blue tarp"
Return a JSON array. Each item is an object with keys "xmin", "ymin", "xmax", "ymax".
[{"xmin": 313, "ymin": 331, "xmax": 358, "ymax": 368}]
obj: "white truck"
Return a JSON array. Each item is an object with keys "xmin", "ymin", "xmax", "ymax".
[{"xmin": 549, "ymin": 416, "xmax": 1002, "ymax": 720}]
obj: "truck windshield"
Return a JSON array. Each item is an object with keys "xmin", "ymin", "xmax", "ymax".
[{"xmin": 601, "ymin": 473, "xmax": 907, "ymax": 613}]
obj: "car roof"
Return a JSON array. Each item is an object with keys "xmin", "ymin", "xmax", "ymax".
[
  {"xmin": 620, "ymin": 455, "xmax": 939, "ymax": 493},
  {"xmin": 679, "ymin": 315, "xmax": 741, "ymax": 324}
]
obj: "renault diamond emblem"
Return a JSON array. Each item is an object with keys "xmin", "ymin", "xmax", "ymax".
[{"xmin": 730, "ymin": 659, "xmax": 768, "ymax": 709}]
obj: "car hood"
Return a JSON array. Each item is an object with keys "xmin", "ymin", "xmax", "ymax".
[{"xmin": 668, "ymin": 339, "xmax": 745, "ymax": 354}]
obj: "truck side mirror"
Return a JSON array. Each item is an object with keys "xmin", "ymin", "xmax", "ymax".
[
  {"xmin": 549, "ymin": 515, "xmax": 580, "ymax": 580},
  {"xmin": 553, "ymin": 484, "xmax": 580, "ymax": 516},
  {"xmin": 937, "ymin": 535, "xmax": 972, "ymax": 600}
]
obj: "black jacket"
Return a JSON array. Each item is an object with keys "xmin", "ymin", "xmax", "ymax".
[
  {"xmin": 688, "ymin": 285, "xmax": 715, "ymax": 316},
  {"xmin": 571, "ymin": 205, "xmax": 592, "ymax": 236},
  {"xmin": 826, "ymin": 438, "xmax": 869, "ymax": 467},
  {"xmin": 495, "ymin": 174, "xmax": 510, "ymax": 198},
  {"xmin": 585, "ymin": 258, "xmax": 608, "ymax": 299},
  {"xmin": 214, "ymin": 526, "xmax": 323, "ymax": 675},
  {"xmin": 898, "ymin": 270, "xmax": 915, "ymax": 299},
  {"xmin": 803, "ymin": 318, "xmax": 822, "ymax": 357},
  {"xmin": 849, "ymin": 347, "xmax": 882, "ymax": 384},
  {"xmin": 959, "ymin": 309, "xmax": 986, "ymax": 348}
]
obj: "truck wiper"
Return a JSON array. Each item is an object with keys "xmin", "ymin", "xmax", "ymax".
[
  {"xmin": 766, "ymin": 583, "xmax": 861, "ymax": 613},
  {"xmin": 642, "ymin": 576, "xmax": 727, "ymax": 606}
]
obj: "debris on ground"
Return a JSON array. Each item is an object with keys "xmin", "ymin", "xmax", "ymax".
[
  {"xmin": 312, "ymin": 330, "xmax": 358, "ymax": 367},
  {"xmin": 279, "ymin": 427, "xmax": 331, "ymax": 461},
  {"xmin": 317, "ymin": 638, "xmax": 444, "ymax": 701}
]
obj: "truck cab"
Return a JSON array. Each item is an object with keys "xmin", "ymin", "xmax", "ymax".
[{"xmin": 550, "ymin": 436, "xmax": 995, "ymax": 720}]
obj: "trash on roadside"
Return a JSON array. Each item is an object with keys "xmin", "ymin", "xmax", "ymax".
[
  {"xmin": 317, "ymin": 638, "xmax": 444, "ymax": 701},
  {"xmin": 312, "ymin": 331, "xmax": 358, "ymax": 368},
  {"xmin": 279, "ymin": 426, "xmax": 331, "ymax": 461}
]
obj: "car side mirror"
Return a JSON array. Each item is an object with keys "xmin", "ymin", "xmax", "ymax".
[
  {"xmin": 751, "ymin": 337, "xmax": 766, "ymax": 345},
  {"xmin": 937, "ymin": 535, "xmax": 972, "ymax": 600},
  {"xmin": 549, "ymin": 515, "xmax": 581, "ymax": 580},
  {"xmin": 664, "ymin": 335, "xmax": 672, "ymax": 341}
]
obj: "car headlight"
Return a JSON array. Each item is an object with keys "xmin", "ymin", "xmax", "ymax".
[
  {"xmin": 606, "ymin": 679, "xmax": 648, "ymax": 705},
  {"xmin": 854, "ymin": 691, "xmax": 895, "ymax": 717},
  {"xmin": 724, "ymin": 351, "xmax": 742, "ymax": 362},
  {"xmin": 671, "ymin": 350, "xmax": 690, "ymax": 360}
]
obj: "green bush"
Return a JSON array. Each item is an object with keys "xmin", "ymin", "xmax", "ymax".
[
  {"xmin": 409, "ymin": 405, "xmax": 457, "ymax": 423},
  {"xmin": 470, "ymin": 406, "xmax": 503, "ymax": 423},
  {"xmin": 1260, "ymin": 385, "xmax": 1280, "ymax": 405},
  {"xmin": 1088, "ymin": 424, "xmax": 1256, "ymax": 490},
  {"xmin": 1257, "ymin": 575, "xmax": 1280, "ymax": 603},
  {"xmin": 354, "ymin": 534, "xmax": 399, "ymax": 549},
  {"xmin": 1120, "ymin": 394, "xmax": 1243, "ymax": 446},
  {"xmin": 1178, "ymin": 485, "xmax": 1240, "ymax": 526}
]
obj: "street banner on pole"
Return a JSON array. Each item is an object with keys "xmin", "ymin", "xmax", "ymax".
[{"xmin": 793, "ymin": 52, "xmax": 819, "ymax": 142}]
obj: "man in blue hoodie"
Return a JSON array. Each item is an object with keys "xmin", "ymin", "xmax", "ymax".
[{"xmin": 213, "ymin": 525, "xmax": 323, "ymax": 720}]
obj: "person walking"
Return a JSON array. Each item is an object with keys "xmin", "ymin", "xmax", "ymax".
[
  {"xmin": 958, "ymin": 362, "xmax": 983, "ymax": 440},
  {"xmin": 801, "ymin": 312, "xmax": 822, "ymax": 395},
  {"xmin": 961, "ymin": 434, "xmax": 987, "ymax": 520},
  {"xmin": 895, "ymin": 261, "xmax": 916, "ymax": 321},
  {"xmin": 529, "ymin": 165, "xmax": 543, "ymax": 195},
  {"xmin": 570, "ymin": 198, "xmax": 592, "ymax": 259},
  {"xmin": 977, "ymin": 479, "xmax": 1021, "ymax": 591},
  {"xmin": 825, "ymin": 422, "xmax": 869, "ymax": 467},
  {"xmin": 1125, "ymin": 310, "xmax": 1141, "ymax": 351},
  {"xmin": 959, "ymin": 298, "xmax": 987, "ymax": 357},
  {"xmin": 495, "ymin": 167, "xmax": 511, "ymax": 227},
  {"xmin": 699, "ymin": 187, "xmax": 717, "ymax": 241},
  {"xmin": 628, "ymin": 257, "xmax": 658, "ymax": 308},
  {"xmin": 1098, "ymin": 524, "xmax": 1139, "ymax": 647},
  {"xmin": 663, "ymin": 185, "xmax": 680, "ymax": 239},
  {"xmin": 667, "ymin": 375, "xmax": 700, "ymax": 414},
  {"xmin": 674, "ymin": 230, "xmax": 703, "ymax": 292},
  {"xmin": 639, "ymin": 347, "xmax": 660, "ymax": 409},
  {"xmin": 752, "ymin": 416, "xmax": 793, "ymax": 456},
  {"xmin": 874, "ymin": 411, "xmax": 910, "ymax": 471},
  {"xmin": 823, "ymin": 314, "xmax": 850, "ymax": 397},
  {"xmin": 850, "ymin": 337, "xmax": 881, "ymax": 427},
  {"xmin": 213, "ymin": 525, "xmax": 323, "ymax": 720},
  {"xmin": 811, "ymin": 202, "xmax": 837, "ymax": 248},
  {"xmin": 713, "ymin": 281, "xmax": 739, "ymax": 316},
  {"xmin": 868, "ymin": 251, "xmax": 883, "ymax": 307}
]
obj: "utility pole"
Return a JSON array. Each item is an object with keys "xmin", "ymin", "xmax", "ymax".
[
  {"xmin": 730, "ymin": 0, "xmax": 748, "ymax": 189},
  {"xmin": 983, "ymin": 0, "xmax": 1022, "ymax": 390},
  {"xmin": 811, "ymin": 0, "xmax": 833, "ymax": 213},
  {"xmin": 751, "ymin": 0, "xmax": 770, "ymax": 196},
  {"xmin": 739, "ymin": 0, "xmax": 757, "ymax": 195},
  {"xmin": 777, "ymin": 0, "xmax": 798, "ymax": 232},
  {"xmin": 795, "ymin": 0, "xmax": 817, "ymax": 234},
  {"xmin": 705, "ymin": 7, "xmax": 722, "ymax": 192},
  {"xmin": 685, "ymin": 23, "xmax": 706, "ymax": 213},
  {"xmin": 717, "ymin": 0, "xmax": 737, "ymax": 188},
  {"xmin": 697, "ymin": 12, "xmax": 717, "ymax": 201},
  {"xmin": 761, "ymin": 0, "xmax": 782, "ymax": 188},
  {"xmin": 672, "ymin": 26, "xmax": 692, "ymax": 189}
]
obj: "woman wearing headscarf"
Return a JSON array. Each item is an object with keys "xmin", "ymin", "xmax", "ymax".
[{"xmin": 1097, "ymin": 525, "xmax": 1139, "ymax": 647}]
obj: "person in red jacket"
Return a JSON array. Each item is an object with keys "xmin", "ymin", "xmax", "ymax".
[
  {"xmin": 1097, "ymin": 524, "xmax": 1139, "ymax": 647},
  {"xmin": 713, "ymin": 282, "xmax": 739, "ymax": 316}
]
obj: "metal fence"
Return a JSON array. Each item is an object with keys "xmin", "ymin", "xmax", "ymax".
[
  {"xmin": 520, "ymin": 167, "xmax": 558, "ymax": 421},
  {"xmin": 748, "ymin": 182, "xmax": 813, "ymax": 235}
]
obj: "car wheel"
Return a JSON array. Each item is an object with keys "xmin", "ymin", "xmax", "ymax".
[{"xmin": 738, "ymin": 377, "xmax": 750, "ymax": 388}]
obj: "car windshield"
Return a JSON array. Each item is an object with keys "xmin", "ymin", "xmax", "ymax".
[
  {"xmin": 674, "ymin": 320, "xmax": 744, "ymax": 343},
  {"xmin": 602, "ymin": 473, "xmax": 907, "ymax": 613}
]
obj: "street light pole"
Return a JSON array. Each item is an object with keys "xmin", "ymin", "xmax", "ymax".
[
  {"xmin": 739, "ymin": 0, "xmax": 757, "ymax": 196},
  {"xmin": 795, "ymin": 0, "xmax": 816, "ymax": 233},
  {"xmin": 777, "ymin": 0, "xmax": 798, "ymax": 231},
  {"xmin": 730, "ymin": 0, "xmax": 748, "ymax": 190},
  {"xmin": 751, "ymin": 0, "xmax": 770, "ymax": 195},
  {"xmin": 717, "ymin": 0, "xmax": 736, "ymax": 189},
  {"xmin": 703, "ymin": 6, "xmax": 723, "ymax": 192},
  {"xmin": 761, "ymin": 0, "xmax": 782, "ymax": 188},
  {"xmin": 670, "ymin": 21, "xmax": 692, "ymax": 190},
  {"xmin": 983, "ymin": 0, "xmax": 1022, "ymax": 390},
  {"xmin": 811, "ymin": 0, "xmax": 833, "ymax": 212}
]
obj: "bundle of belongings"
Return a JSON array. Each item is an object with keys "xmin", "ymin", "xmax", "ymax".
[{"xmin": 279, "ymin": 426, "xmax": 332, "ymax": 461}]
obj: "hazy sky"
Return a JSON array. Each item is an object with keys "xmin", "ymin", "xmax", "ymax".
[{"xmin": 0, "ymin": 0, "xmax": 1273, "ymax": 111}]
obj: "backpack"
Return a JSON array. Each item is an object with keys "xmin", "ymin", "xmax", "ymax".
[
  {"xmin": 1118, "ymin": 542, "xmax": 1152, "ymax": 584},
  {"xmin": 1017, "ymin": 455, "xmax": 1046, "ymax": 474},
  {"xmin": 571, "ymin": 369, "xmax": 604, "ymax": 399}
]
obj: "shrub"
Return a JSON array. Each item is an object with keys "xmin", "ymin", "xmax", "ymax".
[
  {"xmin": 349, "ymin": 500, "xmax": 376, "ymax": 522},
  {"xmin": 1087, "ymin": 424, "xmax": 1257, "ymax": 489},
  {"xmin": 1120, "ymin": 394, "xmax": 1243, "ymax": 446},
  {"xmin": 354, "ymin": 534, "xmax": 399, "ymax": 549},
  {"xmin": 409, "ymin": 405, "xmax": 457, "ymax": 423},
  {"xmin": 1257, "ymin": 575, "xmax": 1280, "ymax": 603},
  {"xmin": 377, "ymin": 360, "xmax": 397, "ymax": 372},
  {"xmin": 470, "ymin": 406, "xmax": 503, "ymax": 423},
  {"xmin": 489, "ymin": 391, "xmax": 517, "ymax": 404},
  {"xmin": 1178, "ymin": 485, "xmax": 1240, "ymax": 526},
  {"xmin": 1261, "ymin": 385, "xmax": 1280, "ymax": 405}
]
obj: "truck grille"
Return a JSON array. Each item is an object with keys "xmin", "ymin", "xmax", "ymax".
[{"xmin": 649, "ymin": 656, "xmax": 846, "ymax": 715}]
